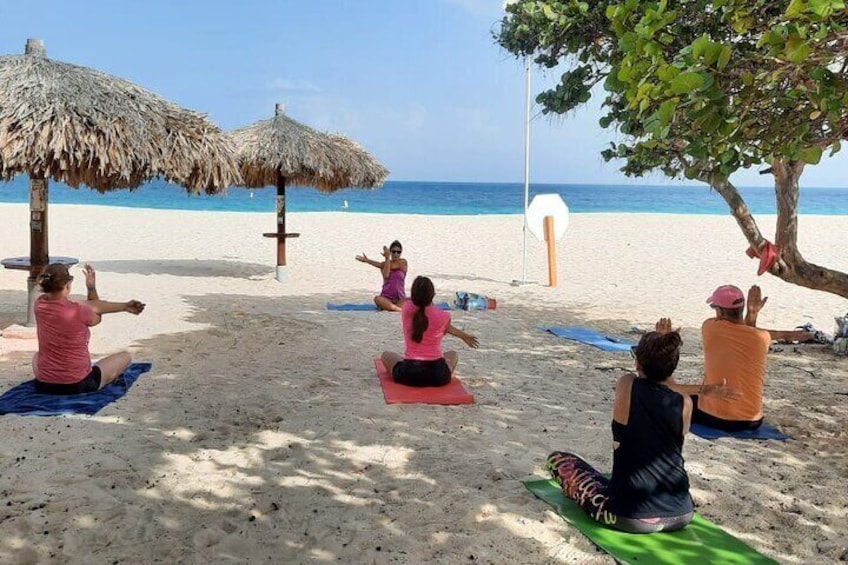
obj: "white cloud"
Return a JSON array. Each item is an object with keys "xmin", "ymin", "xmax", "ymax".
[{"xmin": 266, "ymin": 78, "xmax": 323, "ymax": 93}]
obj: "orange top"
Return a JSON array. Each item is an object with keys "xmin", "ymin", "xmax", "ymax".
[{"xmin": 699, "ymin": 318, "xmax": 771, "ymax": 421}]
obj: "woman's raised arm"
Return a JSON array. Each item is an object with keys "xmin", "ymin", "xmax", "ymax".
[{"xmin": 355, "ymin": 252, "xmax": 384, "ymax": 269}]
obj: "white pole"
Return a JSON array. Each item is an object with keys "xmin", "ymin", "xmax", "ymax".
[{"xmin": 522, "ymin": 56, "xmax": 531, "ymax": 283}]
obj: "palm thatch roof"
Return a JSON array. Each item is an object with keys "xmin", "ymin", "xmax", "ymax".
[
  {"xmin": 0, "ymin": 39, "xmax": 240, "ymax": 193},
  {"xmin": 230, "ymin": 104, "xmax": 388, "ymax": 192}
]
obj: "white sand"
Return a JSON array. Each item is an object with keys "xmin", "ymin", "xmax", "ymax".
[{"xmin": 0, "ymin": 203, "xmax": 846, "ymax": 563}]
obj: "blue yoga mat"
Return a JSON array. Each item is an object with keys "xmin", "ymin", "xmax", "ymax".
[
  {"xmin": 327, "ymin": 302, "xmax": 451, "ymax": 311},
  {"xmin": 0, "ymin": 363, "xmax": 152, "ymax": 416},
  {"xmin": 690, "ymin": 422, "xmax": 789, "ymax": 441},
  {"xmin": 542, "ymin": 326, "xmax": 634, "ymax": 352}
]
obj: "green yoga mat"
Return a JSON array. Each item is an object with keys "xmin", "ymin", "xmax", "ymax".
[{"xmin": 523, "ymin": 479, "xmax": 778, "ymax": 565}]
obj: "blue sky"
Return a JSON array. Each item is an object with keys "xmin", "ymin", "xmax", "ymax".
[{"xmin": 1, "ymin": 0, "xmax": 846, "ymax": 187}]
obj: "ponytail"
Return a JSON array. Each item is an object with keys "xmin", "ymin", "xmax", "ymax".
[
  {"xmin": 409, "ymin": 276, "xmax": 435, "ymax": 343},
  {"xmin": 411, "ymin": 305, "xmax": 429, "ymax": 343}
]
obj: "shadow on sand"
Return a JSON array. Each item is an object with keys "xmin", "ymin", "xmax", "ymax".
[
  {"xmin": 0, "ymin": 293, "xmax": 845, "ymax": 563},
  {"xmin": 91, "ymin": 259, "xmax": 273, "ymax": 279},
  {"xmin": 0, "ymin": 289, "xmax": 30, "ymax": 331}
]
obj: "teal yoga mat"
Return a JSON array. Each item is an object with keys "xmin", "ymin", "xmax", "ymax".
[
  {"xmin": 541, "ymin": 327, "xmax": 634, "ymax": 352},
  {"xmin": 523, "ymin": 479, "xmax": 778, "ymax": 565}
]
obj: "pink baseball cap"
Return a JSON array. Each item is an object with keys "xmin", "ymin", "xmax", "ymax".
[{"xmin": 706, "ymin": 285, "xmax": 745, "ymax": 309}]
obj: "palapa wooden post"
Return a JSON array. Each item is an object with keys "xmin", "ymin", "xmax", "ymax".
[
  {"xmin": 263, "ymin": 169, "xmax": 299, "ymax": 282},
  {"xmin": 275, "ymin": 172, "xmax": 287, "ymax": 268},
  {"xmin": 544, "ymin": 215, "xmax": 557, "ymax": 287},
  {"xmin": 27, "ymin": 175, "xmax": 48, "ymax": 326}
]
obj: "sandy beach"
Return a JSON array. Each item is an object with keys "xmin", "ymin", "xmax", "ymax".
[{"xmin": 1, "ymin": 202, "xmax": 846, "ymax": 564}]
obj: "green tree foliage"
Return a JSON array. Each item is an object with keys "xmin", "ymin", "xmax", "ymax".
[{"xmin": 497, "ymin": 0, "xmax": 848, "ymax": 297}]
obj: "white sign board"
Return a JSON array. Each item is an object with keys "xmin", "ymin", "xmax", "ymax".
[{"xmin": 526, "ymin": 194, "xmax": 569, "ymax": 241}]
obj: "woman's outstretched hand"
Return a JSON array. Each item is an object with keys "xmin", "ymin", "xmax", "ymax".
[
  {"xmin": 382, "ymin": 246, "xmax": 391, "ymax": 259},
  {"xmin": 655, "ymin": 318, "xmax": 678, "ymax": 334},
  {"xmin": 462, "ymin": 333, "xmax": 479, "ymax": 349},
  {"xmin": 706, "ymin": 378, "xmax": 742, "ymax": 401},
  {"xmin": 125, "ymin": 300, "xmax": 145, "ymax": 315},
  {"xmin": 355, "ymin": 253, "xmax": 369, "ymax": 263},
  {"xmin": 83, "ymin": 263, "xmax": 96, "ymax": 288}
]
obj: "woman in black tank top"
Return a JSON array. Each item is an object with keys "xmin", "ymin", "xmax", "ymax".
[{"xmin": 546, "ymin": 321, "xmax": 698, "ymax": 534}]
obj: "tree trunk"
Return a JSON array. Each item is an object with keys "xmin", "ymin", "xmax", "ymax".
[
  {"xmin": 772, "ymin": 160, "xmax": 804, "ymax": 257},
  {"xmin": 709, "ymin": 166, "xmax": 848, "ymax": 298},
  {"xmin": 770, "ymin": 160, "xmax": 848, "ymax": 297}
]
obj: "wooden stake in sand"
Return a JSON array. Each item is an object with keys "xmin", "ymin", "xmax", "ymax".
[{"xmin": 544, "ymin": 215, "xmax": 557, "ymax": 287}]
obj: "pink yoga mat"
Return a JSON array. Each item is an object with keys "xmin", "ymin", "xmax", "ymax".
[{"xmin": 373, "ymin": 358, "xmax": 475, "ymax": 405}]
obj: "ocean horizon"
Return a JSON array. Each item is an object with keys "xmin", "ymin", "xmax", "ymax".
[{"xmin": 0, "ymin": 177, "xmax": 846, "ymax": 216}]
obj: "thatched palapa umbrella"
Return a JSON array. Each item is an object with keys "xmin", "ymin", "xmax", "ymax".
[
  {"xmin": 0, "ymin": 38, "xmax": 241, "ymax": 326},
  {"xmin": 230, "ymin": 103, "xmax": 388, "ymax": 281}
]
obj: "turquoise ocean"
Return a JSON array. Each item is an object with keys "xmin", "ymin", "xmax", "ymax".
[{"xmin": 0, "ymin": 177, "xmax": 846, "ymax": 215}]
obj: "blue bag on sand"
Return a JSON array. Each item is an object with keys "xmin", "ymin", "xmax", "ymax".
[{"xmin": 455, "ymin": 291, "xmax": 488, "ymax": 311}]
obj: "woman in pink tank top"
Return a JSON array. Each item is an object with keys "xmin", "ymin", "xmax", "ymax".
[
  {"xmin": 380, "ymin": 276, "xmax": 478, "ymax": 387},
  {"xmin": 355, "ymin": 240, "xmax": 408, "ymax": 312},
  {"xmin": 33, "ymin": 263, "xmax": 146, "ymax": 395}
]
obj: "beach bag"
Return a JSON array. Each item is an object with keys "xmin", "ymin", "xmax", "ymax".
[{"xmin": 455, "ymin": 291, "xmax": 496, "ymax": 311}]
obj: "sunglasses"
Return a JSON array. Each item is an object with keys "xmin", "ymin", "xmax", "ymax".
[
  {"xmin": 390, "ymin": 249, "xmax": 402, "ymax": 254},
  {"xmin": 629, "ymin": 345, "xmax": 637, "ymax": 359}
]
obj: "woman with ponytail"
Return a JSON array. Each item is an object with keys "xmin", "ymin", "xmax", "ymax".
[
  {"xmin": 380, "ymin": 276, "xmax": 478, "ymax": 387},
  {"xmin": 546, "ymin": 319, "xmax": 733, "ymax": 534}
]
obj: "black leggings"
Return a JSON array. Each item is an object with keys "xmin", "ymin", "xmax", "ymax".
[
  {"xmin": 34, "ymin": 366, "xmax": 102, "ymax": 395},
  {"xmin": 546, "ymin": 451, "xmax": 693, "ymax": 534},
  {"xmin": 392, "ymin": 358, "xmax": 452, "ymax": 387},
  {"xmin": 692, "ymin": 397, "xmax": 763, "ymax": 432}
]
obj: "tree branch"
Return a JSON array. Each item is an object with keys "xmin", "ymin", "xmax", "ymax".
[
  {"xmin": 707, "ymin": 176, "xmax": 765, "ymax": 250},
  {"xmin": 773, "ymin": 257, "xmax": 848, "ymax": 298}
]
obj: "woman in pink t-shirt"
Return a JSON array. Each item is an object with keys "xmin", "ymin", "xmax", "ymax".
[
  {"xmin": 33, "ymin": 263, "xmax": 145, "ymax": 395},
  {"xmin": 380, "ymin": 276, "xmax": 478, "ymax": 387}
]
